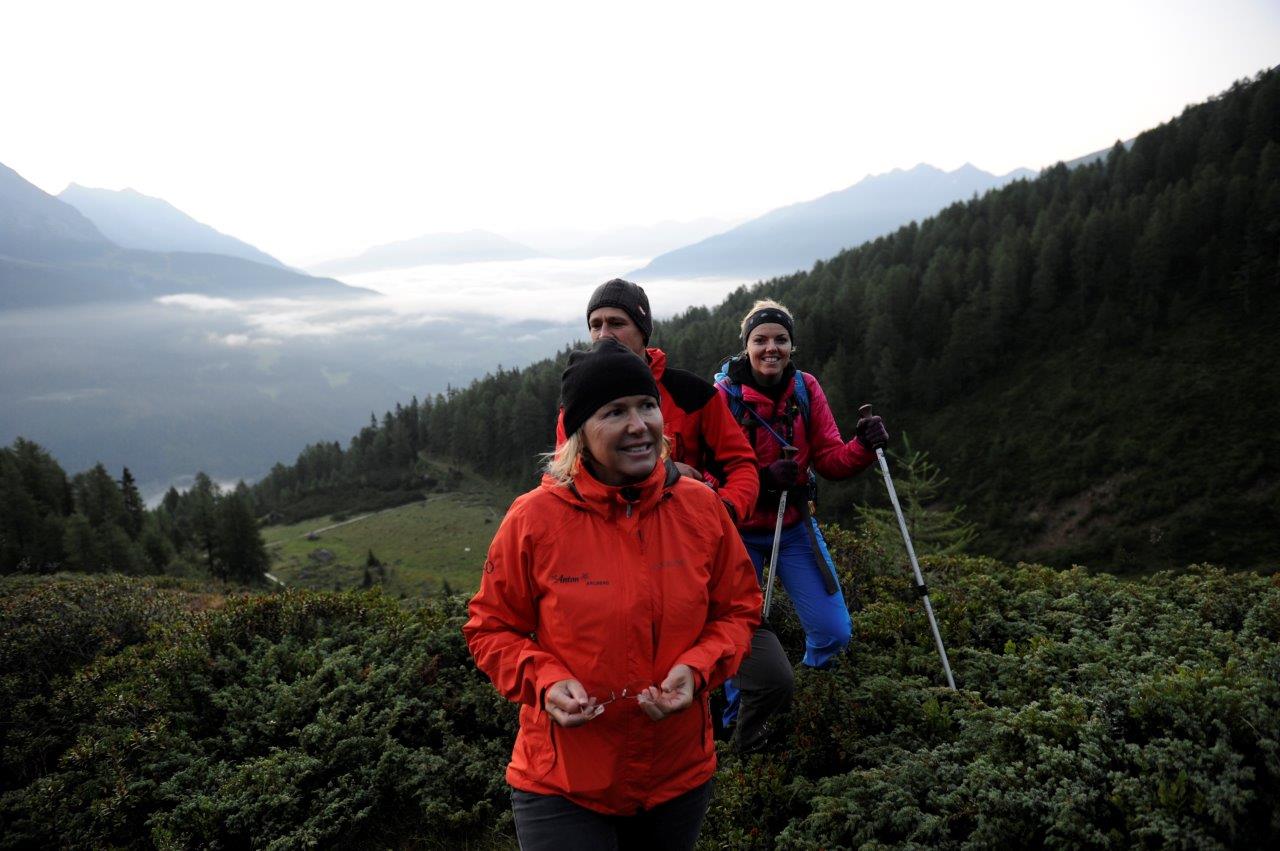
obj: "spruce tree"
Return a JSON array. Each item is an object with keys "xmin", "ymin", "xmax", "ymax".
[
  {"xmin": 214, "ymin": 493, "xmax": 269, "ymax": 584},
  {"xmin": 855, "ymin": 436, "xmax": 977, "ymax": 557},
  {"xmin": 118, "ymin": 468, "xmax": 145, "ymax": 540}
]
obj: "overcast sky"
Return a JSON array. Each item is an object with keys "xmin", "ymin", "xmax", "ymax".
[{"xmin": 3, "ymin": 0, "xmax": 1277, "ymax": 266}]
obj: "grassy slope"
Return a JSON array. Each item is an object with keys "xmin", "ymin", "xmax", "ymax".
[{"xmin": 263, "ymin": 468, "xmax": 518, "ymax": 596}]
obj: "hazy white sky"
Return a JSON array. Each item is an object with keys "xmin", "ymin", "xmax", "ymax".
[{"xmin": 3, "ymin": 0, "xmax": 1277, "ymax": 265}]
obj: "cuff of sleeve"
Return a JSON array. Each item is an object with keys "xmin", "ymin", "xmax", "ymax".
[
  {"xmin": 534, "ymin": 662, "xmax": 576, "ymax": 710},
  {"xmin": 672, "ymin": 650, "xmax": 715, "ymax": 694}
]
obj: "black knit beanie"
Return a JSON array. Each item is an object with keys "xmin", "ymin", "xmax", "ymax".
[
  {"xmin": 561, "ymin": 339, "xmax": 660, "ymax": 437},
  {"xmin": 586, "ymin": 278, "xmax": 653, "ymax": 344}
]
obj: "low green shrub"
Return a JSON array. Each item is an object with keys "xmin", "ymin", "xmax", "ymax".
[
  {"xmin": 709, "ymin": 528, "xmax": 1280, "ymax": 849},
  {"xmin": 2, "ymin": 535, "xmax": 1278, "ymax": 849},
  {"xmin": 0, "ymin": 582, "xmax": 513, "ymax": 849}
]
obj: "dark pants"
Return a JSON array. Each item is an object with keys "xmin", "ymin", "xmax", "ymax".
[
  {"xmin": 511, "ymin": 779, "xmax": 714, "ymax": 851},
  {"xmin": 730, "ymin": 625, "xmax": 794, "ymax": 753}
]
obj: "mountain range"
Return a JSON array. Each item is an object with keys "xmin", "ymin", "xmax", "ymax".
[
  {"xmin": 0, "ymin": 164, "xmax": 362, "ymax": 309},
  {"xmin": 58, "ymin": 184, "xmax": 287, "ymax": 268},
  {"xmin": 308, "ymin": 230, "xmax": 543, "ymax": 276},
  {"xmin": 506, "ymin": 218, "xmax": 743, "ymax": 260},
  {"xmin": 629, "ymin": 163, "xmax": 1037, "ymax": 280}
]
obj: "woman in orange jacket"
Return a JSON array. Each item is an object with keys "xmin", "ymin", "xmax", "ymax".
[{"xmin": 464, "ymin": 339, "xmax": 761, "ymax": 849}]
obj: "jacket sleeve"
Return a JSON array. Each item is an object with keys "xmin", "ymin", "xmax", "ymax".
[
  {"xmin": 463, "ymin": 505, "xmax": 575, "ymax": 708},
  {"xmin": 672, "ymin": 500, "xmax": 762, "ymax": 691},
  {"xmin": 701, "ymin": 389, "xmax": 760, "ymax": 522},
  {"xmin": 804, "ymin": 373, "xmax": 876, "ymax": 480}
]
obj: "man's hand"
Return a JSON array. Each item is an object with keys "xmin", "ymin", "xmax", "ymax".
[
  {"xmin": 544, "ymin": 679, "xmax": 603, "ymax": 727},
  {"xmin": 636, "ymin": 664, "xmax": 697, "ymax": 721}
]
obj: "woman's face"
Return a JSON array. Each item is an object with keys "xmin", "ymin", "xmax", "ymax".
[
  {"xmin": 746, "ymin": 322, "xmax": 793, "ymax": 385},
  {"xmin": 581, "ymin": 394, "xmax": 664, "ymax": 486}
]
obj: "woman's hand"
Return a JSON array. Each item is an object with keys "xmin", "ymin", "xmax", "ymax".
[
  {"xmin": 855, "ymin": 414, "xmax": 889, "ymax": 450},
  {"xmin": 636, "ymin": 664, "xmax": 697, "ymax": 721},
  {"xmin": 544, "ymin": 679, "xmax": 603, "ymax": 727},
  {"xmin": 760, "ymin": 458, "xmax": 799, "ymax": 488}
]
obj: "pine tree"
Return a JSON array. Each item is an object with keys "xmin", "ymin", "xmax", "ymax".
[
  {"xmin": 855, "ymin": 435, "xmax": 977, "ymax": 556},
  {"xmin": 188, "ymin": 473, "xmax": 220, "ymax": 573},
  {"xmin": 214, "ymin": 493, "xmax": 269, "ymax": 584},
  {"xmin": 118, "ymin": 468, "xmax": 145, "ymax": 540}
]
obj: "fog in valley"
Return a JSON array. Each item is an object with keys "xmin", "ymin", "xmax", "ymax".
[{"xmin": 0, "ymin": 257, "xmax": 750, "ymax": 499}]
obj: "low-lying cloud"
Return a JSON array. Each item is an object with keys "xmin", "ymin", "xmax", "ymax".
[{"xmin": 155, "ymin": 256, "xmax": 750, "ymax": 345}]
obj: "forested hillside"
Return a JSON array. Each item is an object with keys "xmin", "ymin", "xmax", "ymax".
[
  {"xmin": 0, "ymin": 438, "xmax": 269, "ymax": 583},
  {"xmin": 649, "ymin": 70, "xmax": 1280, "ymax": 569}
]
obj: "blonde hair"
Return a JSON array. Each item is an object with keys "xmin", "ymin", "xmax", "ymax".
[
  {"xmin": 739, "ymin": 298, "xmax": 796, "ymax": 348},
  {"xmin": 541, "ymin": 431, "xmax": 672, "ymax": 487},
  {"xmin": 541, "ymin": 432, "xmax": 585, "ymax": 486}
]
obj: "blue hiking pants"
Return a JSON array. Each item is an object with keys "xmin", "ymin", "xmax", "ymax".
[
  {"xmin": 724, "ymin": 520, "xmax": 851, "ymax": 728},
  {"xmin": 742, "ymin": 520, "xmax": 851, "ymax": 667}
]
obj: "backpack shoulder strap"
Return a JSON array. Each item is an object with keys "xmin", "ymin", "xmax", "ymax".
[
  {"xmin": 714, "ymin": 361, "xmax": 747, "ymax": 420},
  {"xmin": 792, "ymin": 371, "xmax": 811, "ymax": 424}
]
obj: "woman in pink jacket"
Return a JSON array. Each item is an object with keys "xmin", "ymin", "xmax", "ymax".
[{"xmin": 715, "ymin": 300, "xmax": 888, "ymax": 728}]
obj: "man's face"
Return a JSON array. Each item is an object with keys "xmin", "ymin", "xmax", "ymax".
[{"xmin": 587, "ymin": 307, "xmax": 646, "ymax": 357}]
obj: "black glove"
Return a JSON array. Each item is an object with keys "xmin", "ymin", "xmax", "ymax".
[
  {"xmin": 760, "ymin": 459, "xmax": 799, "ymax": 489},
  {"xmin": 855, "ymin": 415, "xmax": 889, "ymax": 450}
]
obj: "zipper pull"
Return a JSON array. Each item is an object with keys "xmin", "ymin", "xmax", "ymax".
[{"xmin": 625, "ymin": 503, "xmax": 633, "ymax": 519}]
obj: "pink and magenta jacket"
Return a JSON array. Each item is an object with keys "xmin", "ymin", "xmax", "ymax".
[{"xmin": 716, "ymin": 361, "xmax": 875, "ymax": 532}]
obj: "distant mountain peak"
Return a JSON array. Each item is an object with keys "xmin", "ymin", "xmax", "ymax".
[
  {"xmin": 57, "ymin": 184, "xmax": 286, "ymax": 268},
  {"xmin": 629, "ymin": 161, "xmax": 1029, "ymax": 280},
  {"xmin": 309, "ymin": 229, "xmax": 544, "ymax": 276}
]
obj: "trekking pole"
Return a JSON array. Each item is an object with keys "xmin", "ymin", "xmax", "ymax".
[
  {"xmin": 860, "ymin": 404, "xmax": 957, "ymax": 691},
  {"xmin": 762, "ymin": 445, "xmax": 799, "ymax": 619}
]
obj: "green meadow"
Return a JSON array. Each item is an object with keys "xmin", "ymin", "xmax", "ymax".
[{"xmin": 263, "ymin": 490, "xmax": 513, "ymax": 597}]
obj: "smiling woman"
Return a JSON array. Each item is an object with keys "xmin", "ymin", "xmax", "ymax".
[{"xmin": 465, "ymin": 338, "xmax": 761, "ymax": 850}]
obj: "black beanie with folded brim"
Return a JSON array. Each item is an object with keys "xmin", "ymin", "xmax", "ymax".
[
  {"xmin": 586, "ymin": 278, "xmax": 653, "ymax": 343},
  {"xmin": 561, "ymin": 339, "xmax": 660, "ymax": 437}
]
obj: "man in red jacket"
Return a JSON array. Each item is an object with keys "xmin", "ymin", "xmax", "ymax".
[
  {"xmin": 557, "ymin": 279, "xmax": 759, "ymax": 525},
  {"xmin": 557, "ymin": 279, "xmax": 794, "ymax": 752}
]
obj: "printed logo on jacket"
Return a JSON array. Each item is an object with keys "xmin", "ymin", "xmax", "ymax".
[{"xmin": 551, "ymin": 572, "xmax": 610, "ymax": 587}]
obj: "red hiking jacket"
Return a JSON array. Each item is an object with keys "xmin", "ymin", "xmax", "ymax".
[
  {"xmin": 556, "ymin": 347, "xmax": 760, "ymax": 524},
  {"xmin": 464, "ymin": 459, "xmax": 761, "ymax": 815}
]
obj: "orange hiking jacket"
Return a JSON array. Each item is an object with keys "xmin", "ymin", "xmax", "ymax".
[{"xmin": 464, "ymin": 459, "xmax": 761, "ymax": 815}]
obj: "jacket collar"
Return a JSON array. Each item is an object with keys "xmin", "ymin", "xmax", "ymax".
[
  {"xmin": 542, "ymin": 457, "xmax": 679, "ymax": 519},
  {"xmin": 729, "ymin": 356, "xmax": 796, "ymax": 404}
]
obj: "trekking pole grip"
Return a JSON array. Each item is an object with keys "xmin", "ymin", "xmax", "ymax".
[{"xmin": 858, "ymin": 403, "xmax": 886, "ymax": 454}]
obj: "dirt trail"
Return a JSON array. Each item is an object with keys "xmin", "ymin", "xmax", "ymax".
[{"xmin": 265, "ymin": 496, "xmax": 447, "ymax": 548}]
